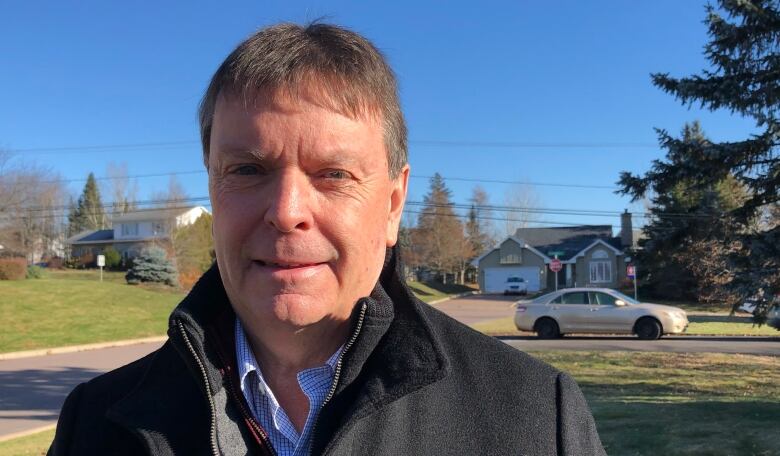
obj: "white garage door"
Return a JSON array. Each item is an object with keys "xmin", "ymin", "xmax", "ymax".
[{"xmin": 484, "ymin": 267, "xmax": 541, "ymax": 293}]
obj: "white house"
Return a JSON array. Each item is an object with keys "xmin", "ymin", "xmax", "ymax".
[{"xmin": 67, "ymin": 206, "xmax": 210, "ymax": 261}]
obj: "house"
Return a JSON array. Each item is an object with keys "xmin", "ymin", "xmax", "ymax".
[
  {"xmin": 67, "ymin": 206, "xmax": 210, "ymax": 262},
  {"xmin": 475, "ymin": 211, "xmax": 636, "ymax": 293}
]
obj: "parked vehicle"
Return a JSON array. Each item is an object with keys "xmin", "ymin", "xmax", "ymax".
[
  {"xmin": 767, "ymin": 305, "xmax": 780, "ymax": 331},
  {"xmin": 514, "ymin": 288, "xmax": 688, "ymax": 340},
  {"xmin": 503, "ymin": 276, "xmax": 528, "ymax": 296}
]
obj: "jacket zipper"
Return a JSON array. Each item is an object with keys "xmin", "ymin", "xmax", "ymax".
[
  {"xmin": 222, "ymin": 361, "xmax": 278, "ymax": 456},
  {"xmin": 177, "ymin": 321, "xmax": 220, "ymax": 456},
  {"xmin": 309, "ymin": 301, "xmax": 368, "ymax": 456}
]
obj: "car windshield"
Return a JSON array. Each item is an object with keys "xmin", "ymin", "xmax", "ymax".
[
  {"xmin": 609, "ymin": 290, "xmax": 640, "ymax": 305},
  {"xmin": 507, "ymin": 277, "xmax": 522, "ymax": 282}
]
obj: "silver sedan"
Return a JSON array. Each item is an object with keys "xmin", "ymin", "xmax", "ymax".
[{"xmin": 514, "ymin": 288, "xmax": 688, "ymax": 340}]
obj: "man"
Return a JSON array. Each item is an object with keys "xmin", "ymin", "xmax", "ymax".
[{"xmin": 49, "ymin": 23, "xmax": 605, "ymax": 455}]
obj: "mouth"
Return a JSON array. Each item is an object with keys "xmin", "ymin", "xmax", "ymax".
[{"xmin": 253, "ymin": 260, "xmax": 323, "ymax": 269}]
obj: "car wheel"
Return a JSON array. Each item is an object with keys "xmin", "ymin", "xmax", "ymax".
[
  {"xmin": 635, "ymin": 317, "xmax": 662, "ymax": 340},
  {"xmin": 535, "ymin": 318, "xmax": 560, "ymax": 339}
]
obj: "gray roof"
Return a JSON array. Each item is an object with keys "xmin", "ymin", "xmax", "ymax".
[
  {"xmin": 514, "ymin": 225, "xmax": 621, "ymax": 260},
  {"xmin": 68, "ymin": 229, "xmax": 114, "ymax": 244},
  {"xmin": 112, "ymin": 206, "xmax": 202, "ymax": 223}
]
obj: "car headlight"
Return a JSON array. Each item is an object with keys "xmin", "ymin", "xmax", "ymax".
[{"xmin": 665, "ymin": 311, "xmax": 686, "ymax": 320}]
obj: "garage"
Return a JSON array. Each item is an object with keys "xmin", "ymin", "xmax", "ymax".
[{"xmin": 483, "ymin": 267, "xmax": 541, "ymax": 293}]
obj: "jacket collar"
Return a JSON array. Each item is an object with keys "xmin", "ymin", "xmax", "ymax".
[{"xmin": 107, "ymin": 246, "xmax": 450, "ymax": 454}]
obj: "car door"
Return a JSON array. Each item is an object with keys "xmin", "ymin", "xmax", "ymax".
[
  {"xmin": 549, "ymin": 291, "xmax": 592, "ymax": 332},
  {"xmin": 587, "ymin": 291, "xmax": 632, "ymax": 332}
]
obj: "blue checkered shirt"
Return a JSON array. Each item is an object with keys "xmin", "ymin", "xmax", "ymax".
[{"xmin": 235, "ymin": 318, "xmax": 343, "ymax": 456}]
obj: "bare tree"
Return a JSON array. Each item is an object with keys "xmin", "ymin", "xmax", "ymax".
[
  {"xmin": 0, "ymin": 151, "xmax": 67, "ymax": 262},
  {"xmin": 103, "ymin": 162, "xmax": 138, "ymax": 215},
  {"xmin": 501, "ymin": 181, "xmax": 540, "ymax": 238}
]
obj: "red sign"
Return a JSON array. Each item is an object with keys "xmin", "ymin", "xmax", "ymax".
[
  {"xmin": 627, "ymin": 265, "xmax": 636, "ymax": 278},
  {"xmin": 550, "ymin": 259, "xmax": 562, "ymax": 272}
]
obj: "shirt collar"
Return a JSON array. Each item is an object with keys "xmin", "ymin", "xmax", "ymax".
[{"xmin": 235, "ymin": 318, "xmax": 343, "ymax": 395}]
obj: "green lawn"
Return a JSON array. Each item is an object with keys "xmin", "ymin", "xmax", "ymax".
[
  {"xmin": 0, "ymin": 273, "xmax": 182, "ymax": 353},
  {"xmin": 470, "ymin": 316, "xmax": 780, "ymax": 336},
  {"xmin": 533, "ymin": 351, "xmax": 780, "ymax": 456},
  {"xmin": 0, "ymin": 428, "xmax": 54, "ymax": 456},
  {"xmin": 5, "ymin": 352, "xmax": 778, "ymax": 455}
]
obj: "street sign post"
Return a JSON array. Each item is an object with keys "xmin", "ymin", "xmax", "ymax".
[
  {"xmin": 97, "ymin": 254, "xmax": 105, "ymax": 282},
  {"xmin": 550, "ymin": 258, "xmax": 562, "ymax": 291},
  {"xmin": 627, "ymin": 264, "xmax": 637, "ymax": 300}
]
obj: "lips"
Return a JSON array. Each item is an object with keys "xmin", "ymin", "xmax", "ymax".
[{"xmin": 254, "ymin": 260, "xmax": 323, "ymax": 268}]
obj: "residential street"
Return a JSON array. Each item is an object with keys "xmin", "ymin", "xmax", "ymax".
[
  {"xmin": 0, "ymin": 341, "xmax": 164, "ymax": 439},
  {"xmin": 1, "ymin": 294, "xmax": 778, "ymax": 440}
]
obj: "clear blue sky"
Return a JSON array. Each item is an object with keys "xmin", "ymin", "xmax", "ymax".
[{"xmin": 0, "ymin": 0, "xmax": 759, "ymax": 235}]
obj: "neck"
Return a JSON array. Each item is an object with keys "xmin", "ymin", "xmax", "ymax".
[{"xmin": 242, "ymin": 316, "xmax": 351, "ymax": 375}]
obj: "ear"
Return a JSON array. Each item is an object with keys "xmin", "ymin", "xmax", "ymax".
[{"xmin": 386, "ymin": 165, "xmax": 410, "ymax": 247}]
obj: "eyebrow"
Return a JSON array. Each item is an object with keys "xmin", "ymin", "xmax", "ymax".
[{"xmin": 214, "ymin": 146, "xmax": 267, "ymax": 161}]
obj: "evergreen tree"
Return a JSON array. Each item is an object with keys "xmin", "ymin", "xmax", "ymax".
[
  {"xmin": 69, "ymin": 173, "xmax": 107, "ymax": 234},
  {"xmin": 618, "ymin": 0, "xmax": 779, "ymax": 315},
  {"xmin": 630, "ymin": 123, "xmax": 748, "ymax": 302},
  {"xmin": 412, "ymin": 173, "xmax": 470, "ymax": 282},
  {"xmin": 126, "ymin": 246, "xmax": 178, "ymax": 286}
]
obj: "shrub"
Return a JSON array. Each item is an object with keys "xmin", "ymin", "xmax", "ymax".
[
  {"xmin": 178, "ymin": 268, "xmax": 203, "ymax": 291},
  {"xmin": 46, "ymin": 257, "xmax": 65, "ymax": 269},
  {"xmin": 0, "ymin": 258, "xmax": 27, "ymax": 280},
  {"xmin": 102, "ymin": 247, "xmax": 122, "ymax": 270},
  {"xmin": 126, "ymin": 247, "xmax": 178, "ymax": 286},
  {"xmin": 26, "ymin": 265, "xmax": 46, "ymax": 279}
]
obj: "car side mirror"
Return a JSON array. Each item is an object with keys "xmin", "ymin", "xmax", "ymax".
[{"xmin": 615, "ymin": 300, "xmax": 626, "ymax": 306}]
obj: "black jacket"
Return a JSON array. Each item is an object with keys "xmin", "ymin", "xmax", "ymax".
[{"xmin": 48, "ymin": 249, "xmax": 605, "ymax": 455}]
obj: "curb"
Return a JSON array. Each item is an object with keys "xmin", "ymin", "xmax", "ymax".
[
  {"xmin": 0, "ymin": 424, "xmax": 56, "ymax": 443},
  {"xmin": 427, "ymin": 290, "xmax": 480, "ymax": 306},
  {"xmin": 0, "ymin": 336, "xmax": 168, "ymax": 361}
]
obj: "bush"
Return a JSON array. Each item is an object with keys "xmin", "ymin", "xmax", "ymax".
[
  {"xmin": 46, "ymin": 257, "xmax": 65, "ymax": 269},
  {"xmin": 102, "ymin": 247, "xmax": 122, "ymax": 270},
  {"xmin": 126, "ymin": 247, "xmax": 178, "ymax": 286},
  {"xmin": 26, "ymin": 265, "xmax": 46, "ymax": 279},
  {"xmin": 0, "ymin": 258, "xmax": 27, "ymax": 280}
]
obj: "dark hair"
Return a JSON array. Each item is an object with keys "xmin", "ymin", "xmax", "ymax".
[{"xmin": 198, "ymin": 22, "xmax": 407, "ymax": 177}]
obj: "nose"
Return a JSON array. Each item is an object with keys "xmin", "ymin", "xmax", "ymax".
[{"xmin": 263, "ymin": 169, "xmax": 312, "ymax": 233}]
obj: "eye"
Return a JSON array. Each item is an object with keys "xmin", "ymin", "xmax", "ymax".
[
  {"xmin": 231, "ymin": 164, "xmax": 261, "ymax": 176},
  {"xmin": 323, "ymin": 170, "xmax": 353, "ymax": 180}
]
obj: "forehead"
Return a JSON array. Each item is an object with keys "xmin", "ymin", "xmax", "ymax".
[{"xmin": 209, "ymin": 87, "xmax": 387, "ymax": 168}]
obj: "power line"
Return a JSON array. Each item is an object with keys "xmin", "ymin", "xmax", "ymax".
[
  {"xmin": 40, "ymin": 170, "xmax": 206, "ymax": 185},
  {"xmin": 409, "ymin": 175, "xmax": 615, "ymax": 190},
  {"xmin": 402, "ymin": 209, "xmax": 598, "ymax": 227},
  {"xmin": 31, "ymin": 168, "xmax": 616, "ymax": 191},
  {"xmin": 0, "ymin": 194, "xmax": 712, "ymax": 224},
  {"xmin": 8, "ymin": 139, "xmax": 660, "ymax": 155}
]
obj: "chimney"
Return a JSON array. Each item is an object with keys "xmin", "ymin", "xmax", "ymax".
[{"xmin": 620, "ymin": 210, "xmax": 633, "ymax": 248}]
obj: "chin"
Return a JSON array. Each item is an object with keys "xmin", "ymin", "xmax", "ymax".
[{"xmin": 266, "ymin": 294, "xmax": 336, "ymax": 328}]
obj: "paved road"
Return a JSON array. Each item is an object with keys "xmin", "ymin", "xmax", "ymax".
[
  {"xmin": 502, "ymin": 335, "xmax": 779, "ymax": 355},
  {"xmin": 0, "ymin": 341, "xmax": 164, "ymax": 438},
  {"xmin": 2, "ymin": 294, "xmax": 778, "ymax": 439}
]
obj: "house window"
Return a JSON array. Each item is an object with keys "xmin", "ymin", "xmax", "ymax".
[
  {"xmin": 121, "ymin": 223, "xmax": 139, "ymax": 236},
  {"xmin": 152, "ymin": 221, "xmax": 165, "ymax": 235},
  {"xmin": 500, "ymin": 253, "xmax": 521, "ymax": 264},
  {"xmin": 590, "ymin": 262, "xmax": 611, "ymax": 283}
]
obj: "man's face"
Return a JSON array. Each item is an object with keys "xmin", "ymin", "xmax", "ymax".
[{"xmin": 208, "ymin": 88, "xmax": 408, "ymax": 330}]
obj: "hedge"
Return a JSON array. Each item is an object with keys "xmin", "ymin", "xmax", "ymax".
[{"xmin": 0, "ymin": 258, "xmax": 27, "ymax": 280}]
